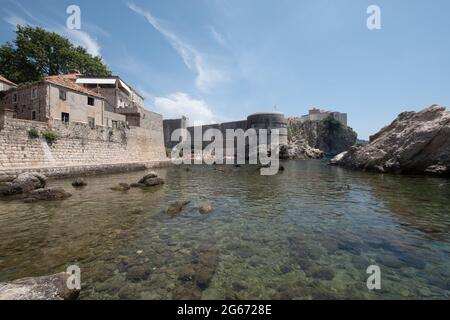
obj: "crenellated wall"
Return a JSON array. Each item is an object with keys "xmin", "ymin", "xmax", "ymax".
[{"xmin": 0, "ymin": 110, "xmax": 167, "ymax": 175}]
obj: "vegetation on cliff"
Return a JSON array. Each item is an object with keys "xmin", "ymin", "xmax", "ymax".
[
  {"xmin": 0, "ymin": 26, "xmax": 110, "ymax": 84},
  {"xmin": 288, "ymin": 116, "xmax": 357, "ymax": 156}
]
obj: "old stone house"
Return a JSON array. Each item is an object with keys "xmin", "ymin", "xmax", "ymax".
[
  {"xmin": 0, "ymin": 74, "xmax": 107, "ymax": 126},
  {"xmin": 0, "ymin": 75, "xmax": 17, "ymax": 92},
  {"xmin": 75, "ymin": 76, "xmax": 147, "ymax": 127}
]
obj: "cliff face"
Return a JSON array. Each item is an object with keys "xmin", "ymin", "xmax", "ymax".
[
  {"xmin": 331, "ymin": 105, "xmax": 450, "ymax": 176},
  {"xmin": 288, "ymin": 117, "xmax": 357, "ymax": 156}
]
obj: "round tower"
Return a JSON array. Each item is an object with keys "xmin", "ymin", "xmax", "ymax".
[{"xmin": 247, "ymin": 112, "xmax": 288, "ymax": 145}]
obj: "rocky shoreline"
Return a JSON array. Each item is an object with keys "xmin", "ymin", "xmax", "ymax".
[{"xmin": 331, "ymin": 105, "xmax": 450, "ymax": 176}]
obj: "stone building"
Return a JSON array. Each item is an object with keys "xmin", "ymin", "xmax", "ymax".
[
  {"xmin": 0, "ymin": 74, "xmax": 107, "ymax": 126},
  {"xmin": 75, "ymin": 75, "xmax": 147, "ymax": 127},
  {"xmin": 0, "ymin": 75, "xmax": 17, "ymax": 92},
  {"xmin": 294, "ymin": 108, "xmax": 348, "ymax": 126}
]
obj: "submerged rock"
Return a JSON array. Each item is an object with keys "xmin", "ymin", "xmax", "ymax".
[
  {"xmin": 110, "ymin": 183, "xmax": 131, "ymax": 191},
  {"xmin": 198, "ymin": 202, "xmax": 213, "ymax": 215},
  {"xmin": 0, "ymin": 172, "xmax": 47, "ymax": 196},
  {"xmin": 165, "ymin": 201, "xmax": 190, "ymax": 215},
  {"xmin": 0, "ymin": 273, "xmax": 80, "ymax": 300},
  {"xmin": 126, "ymin": 265, "xmax": 151, "ymax": 282},
  {"xmin": 331, "ymin": 105, "xmax": 450, "ymax": 176},
  {"xmin": 23, "ymin": 187, "xmax": 72, "ymax": 203},
  {"xmin": 71, "ymin": 178, "xmax": 87, "ymax": 188},
  {"xmin": 378, "ymin": 254, "xmax": 403, "ymax": 269},
  {"xmin": 309, "ymin": 267, "xmax": 336, "ymax": 281}
]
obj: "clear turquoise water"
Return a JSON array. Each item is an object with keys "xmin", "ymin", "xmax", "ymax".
[{"xmin": 0, "ymin": 161, "xmax": 449, "ymax": 299}]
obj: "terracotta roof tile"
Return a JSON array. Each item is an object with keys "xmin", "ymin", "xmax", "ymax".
[
  {"xmin": 0, "ymin": 75, "xmax": 17, "ymax": 87},
  {"xmin": 45, "ymin": 75, "xmax": 104, "ymax": 99}
]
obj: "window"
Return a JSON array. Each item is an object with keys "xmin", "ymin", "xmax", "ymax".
[
  {"xmin": 88, "ymin": 117, "xmax": 95, "ymax": 129},
  {"xmin": 87, "ymin": 97, "xmax": 95, "ymax": 106},
  {"xmin": 31, "ymin": 110, "xmax": 37, "ymax": 121},
  {"xmin": 59, "ymin": 90, "xmax": 67, "ymax": 101},
  {"xmin": 31, "ymin": 88, "xmax": 38, "ymax": 99},
  {"xmin": 111, "ymin": 120, "xmax": 118, "ymax": 129},
  {"xmin": 13, "ymin": 93, "xmax": 17, "ymax": 103},
  {"xmin": 61, "ymin": 112, "xmax": 70, "ymax": 123}
]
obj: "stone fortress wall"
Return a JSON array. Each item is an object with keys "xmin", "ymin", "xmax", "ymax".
[
  {"xmin": 0, "ymin": 109, "xmax": 167, "ymax": 176},
  {"xmin": 163, "ymin": 112, "xmax": 289, "ymax": 152}
]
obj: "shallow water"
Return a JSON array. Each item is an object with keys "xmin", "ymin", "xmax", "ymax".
[{"xmin": 0, "ymin": 161, "xmax": 449, "ymax": 300}]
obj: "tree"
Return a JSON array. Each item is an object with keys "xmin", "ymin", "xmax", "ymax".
[{"xmin": 0, "ymin": 25, "xmax": 111, "ymax": 84}]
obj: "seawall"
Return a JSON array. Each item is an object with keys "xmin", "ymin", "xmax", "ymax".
[{"xmin": 0, "ymin": 110, "xmax": 169, "ymax": 177}]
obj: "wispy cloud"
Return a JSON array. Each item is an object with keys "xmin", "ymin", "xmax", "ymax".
[
  {"xmin": 59, "ymin": 29, "xmax": 101, "ymax": 56},
  {"xmin": 3, "ymin": 12, "xmax": 33, "ymax": 29},
  {"xmin": 140, "ymin": 89, "xmax": 216, "ymax": 125},
  {"xmin": 127, "ymin": 1, "xmax": 227, "ymax": 92},
  {"xmin": 209, "ymin": 26, "xmax": 227, "ymax": 47}
]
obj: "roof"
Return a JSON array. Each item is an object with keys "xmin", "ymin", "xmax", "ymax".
[
  {"xmin": 0, "ymin": 75, "xmax": 17, "ymax": 87},
  {"xmin": 76, "ymin": 75, "xmax": 144, "ymax": 99},
  {"xmin": 45, "ymin": 75, "xmax": 104, "ymax": 99}
]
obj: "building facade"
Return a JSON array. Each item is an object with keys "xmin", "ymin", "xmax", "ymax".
[
  {"xmin": 0, "ymin": 75, "xmax": 106, "ymax": 127},
  {"xmin": 294, "ymin": 108, "xmax": 348, "ymax": 126},
  {"xmin": 0, "ymin": 75, "xmax": 17, "ymax": 92},
  {"xmin": 75, "ymin": 76, "xmax": 146, "ymax": 127}
]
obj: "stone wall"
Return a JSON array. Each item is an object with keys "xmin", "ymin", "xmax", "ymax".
[{"xmin": 0, "ymin": 112, "xmax": 167, "ymax": 173}]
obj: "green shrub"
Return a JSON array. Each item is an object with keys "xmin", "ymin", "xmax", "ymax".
[
  {"xmin": 323, "ymin": 116, "xmax": 342, "ymax": 133},
  {"xmin": 42, "ymin": 130, "xmax": 59, "ymax": 142},
  {"xmin": 28, "ymin": 128, "xmax": 39, "ymax": 138}
]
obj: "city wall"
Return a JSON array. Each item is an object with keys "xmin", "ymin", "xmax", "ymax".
[{"xmin": 0, "ymin": 110, "xmax": 168, "ymax": 177}]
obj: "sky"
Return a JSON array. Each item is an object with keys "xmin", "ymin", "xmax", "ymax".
[{"xmin": 1, "ymin": 0, "xmax": 450, "ymax": 139}]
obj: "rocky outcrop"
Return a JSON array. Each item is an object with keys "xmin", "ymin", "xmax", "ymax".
[
  {"xmin": 288, "ymin": 117, "xmax": 357, "ymax": 156},
  {"xmin": 280, "ymin": 140, "xmax": 324, "ymax": 160},
  {"xmin": 331, "ymin": 105, "xmax": 450, "ymax": 176},
  {"xmin": 0, "ymin": 172, "xmax": 47, "ymax": 196},
  {"xmin": 0, "ymin": 273, "xmax": 80, "ymax": 300}
]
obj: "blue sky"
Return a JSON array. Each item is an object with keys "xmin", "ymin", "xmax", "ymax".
[{"xmin": 1, "ymin": 0, "xmax": 450, "ymax": 139}]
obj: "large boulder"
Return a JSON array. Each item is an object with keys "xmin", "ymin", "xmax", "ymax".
[
  {"xmin": 0, "ymin": 273, "xmax": 80, "ymax": 300},
  {"xmin": 280, "ymin": 140, "xmax": 324, "ymax": 160},
  {"xmin": 0, "ymin": 172, "xmax": 47, "ymax": 196},
  {"xmin": 331, "ymin": 105, "xmax": 450, "ymax": 175}
]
